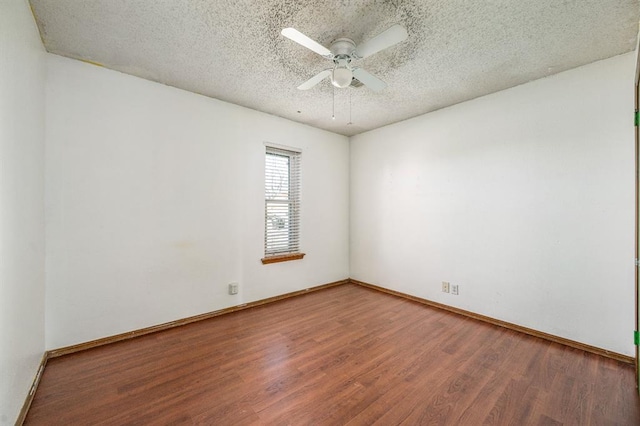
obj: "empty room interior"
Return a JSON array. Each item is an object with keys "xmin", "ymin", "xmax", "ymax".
[{"xmin": 3, "ymin": 0, "xmax": 640, "ymax": 424}]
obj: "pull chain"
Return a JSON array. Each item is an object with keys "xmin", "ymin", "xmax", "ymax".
[
  {"xmin": 332, "ymin": 86, "xmax": 336, "ymax": 120},
  {"xmin": 348, "ymin": 88, "xmax": 352, "ymax": 125}
]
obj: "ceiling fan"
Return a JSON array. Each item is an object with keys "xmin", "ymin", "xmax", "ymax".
[{"xmin": 281, "ymin": 24, "xmax": 408, "ymax": 92}]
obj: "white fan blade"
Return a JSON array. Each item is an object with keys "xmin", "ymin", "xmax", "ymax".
[
  {"xmin": 297, "ymin": 69, "xmax": 331, "ymax": 90},
  {"xmin": 352, "ymin": 68, "xmax": 387, "ymax": 92},
  {"xmin": 281, "ymin": 28, "xmax": 332, "ymax": 58},
  {"xmin": 354, "ymin": 24, "xmax": 408, "ymax": 59}
]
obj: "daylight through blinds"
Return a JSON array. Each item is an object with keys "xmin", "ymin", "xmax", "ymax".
[{"xmin": 265, "ymin": 147, "xmax": 300, "ymax": 256}]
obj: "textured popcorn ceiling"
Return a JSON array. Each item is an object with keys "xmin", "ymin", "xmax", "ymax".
[{"xmin": 30, "ymin": 0, "xmax": 639, "ymax": 136}]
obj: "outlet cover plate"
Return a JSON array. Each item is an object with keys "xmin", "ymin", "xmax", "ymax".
[{"xmin": 228, "ymin": 282, "xmax": 238, "ymax": 295}]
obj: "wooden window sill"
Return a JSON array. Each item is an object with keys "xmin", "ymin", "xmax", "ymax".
[{"xmin": 261, "ymin": 253, "xmax": 306, "ymax": 264}]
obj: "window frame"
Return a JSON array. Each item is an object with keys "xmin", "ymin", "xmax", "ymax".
[{"xmin": 261, "ymin": 144, "xmax": 305, "ymax": 264}]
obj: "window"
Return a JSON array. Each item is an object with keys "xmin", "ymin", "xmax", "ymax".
[{"xmin": 262, "ymin": 145, "xmax": 304, "ymax": 264}]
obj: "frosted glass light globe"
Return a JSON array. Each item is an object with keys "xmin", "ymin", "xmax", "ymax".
[{"xmin": 332, "ymin": 67, "xmax": 352, "ymax": 88}]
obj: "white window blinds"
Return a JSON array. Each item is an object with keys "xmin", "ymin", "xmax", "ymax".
[{"xmin": 265, "ymin": 146, "xmax": 301, "ymax": 257}]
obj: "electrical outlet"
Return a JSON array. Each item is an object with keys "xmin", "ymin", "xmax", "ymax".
[
  {"xmin": 442, "ymin": 281, "xmax": 450, "ymax": 293},
  {"xmin": 228, "ymin": 282, "xmax": 238, "ymax": 295},
  {"xmin": 451, "ymin": 284, "xmax": 459, "ymax": 295}
]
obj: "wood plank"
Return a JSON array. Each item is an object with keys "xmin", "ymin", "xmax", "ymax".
[{"xmin": 24, "ymin": 284, "xmax": 640, "ymax": 425}]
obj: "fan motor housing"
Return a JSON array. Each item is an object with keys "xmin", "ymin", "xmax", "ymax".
[{"xmin": 330, "ymin": 38, "xmax": 356, "ymax": 57}]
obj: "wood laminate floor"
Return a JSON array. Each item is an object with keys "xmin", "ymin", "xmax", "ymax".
[{"xmin": 25, "ymin": 284, "xmax": 640, "ymax": 425}]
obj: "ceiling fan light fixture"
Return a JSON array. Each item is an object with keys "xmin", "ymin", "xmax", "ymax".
[
  {"xmin": 282, "ymin": 26, "xmax": 407, "ymax": 92},
  {"xmin": 332, "ymin": 66, "xmax": 353, "ymax": 88}
]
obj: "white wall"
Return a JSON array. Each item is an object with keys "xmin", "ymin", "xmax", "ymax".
[
  {"xmin": 45, "ymin": 55, "xmax": 349, "ymax": 349},
  {"xmin": 350, "ymin": 53, "xmax": 635, "ymax": 356},
  {"xmin": 0, "ymin": 0, "xmax": 46, "ymax": 423}
]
